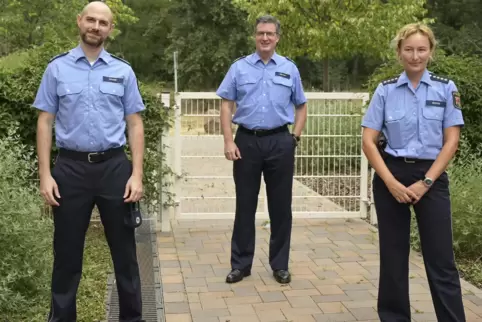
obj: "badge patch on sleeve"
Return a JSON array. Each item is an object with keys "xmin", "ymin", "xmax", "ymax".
[
  {"xmin": 275, "ymin": 72, "xmax": 290, "ymax": 79},
  {"xmin": 452, "ymin": 91, "xmax": 461, "ymax": 109},
  {"xmin": 103, "ymin": 76, "xmax": 124, "ymax": 84}
]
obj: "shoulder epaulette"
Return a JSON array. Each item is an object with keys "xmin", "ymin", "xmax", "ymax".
[
  {"xmin": 382, "ymin": 76, "xmax": 399, "ymax": 85},
  {"xmin": 429, "ymin": 73, "xmax": 450, "ymax": 84},
  {"xmin": 285, "ymin": 57, "xmax": 296, "ymax": 64},
  {"xmin": 232, "ymin": 55, "xmax": 246, "ymax": 63},
  {"xmin": 49, "ymin": 52, "xmax": 69, "ymax": 63},
  {"xmin": 110, "ymin": 54, "xmax": 130, "ymax": 65}
]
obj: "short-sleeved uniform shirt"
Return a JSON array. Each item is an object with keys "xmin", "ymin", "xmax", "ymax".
[
  {"xmin": 361, "ymin": 69, "xmax": 463, "ymax": 160},
  {"xmin": 33, "ymin": 45, "xmax": 145, "ymax": 152},
  {"xmin": 216, "ymin": 52, "xmax": 307, "ymax": 130}
]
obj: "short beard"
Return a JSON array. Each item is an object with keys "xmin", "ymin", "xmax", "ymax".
[{"xmin": 80, "ymin": 32, "xmax": 104, "ymax": 48}]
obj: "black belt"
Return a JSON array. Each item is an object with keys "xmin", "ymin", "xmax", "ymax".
[
  {"xmin": 58, "ymin": 147, "xmax": 124, "ymax": 163},
  {"xmin": 386, "ymin": 154, "xmax": 433, "ymax": 163},
  {"xmin": 238, "ymin": 124, "xmax": 289, "ymax": 137}
]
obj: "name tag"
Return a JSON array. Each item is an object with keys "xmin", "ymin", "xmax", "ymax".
[
  {"xmin": 425, "ymin": 100, "xmax": 446, "ymax": 107},
  {"xmin": 103, "ymin": 76, "xmax": 124, "ymax": 84},
  {"xmin": 275, "ymin": 72, "xmax": 290, "ymax": 79}
]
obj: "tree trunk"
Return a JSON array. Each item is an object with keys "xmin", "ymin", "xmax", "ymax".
[
  {"xmin": 323, "ymin": 58, "xmax": 329, "ymax": 92},
  {"xmin": 351, "ymin": 56, "xmax": 359, "ymax": 88}
]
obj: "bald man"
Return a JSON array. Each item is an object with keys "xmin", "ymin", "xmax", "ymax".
[{"xmin": 33, "ymin": 1, "xmax": 145, "ymax": 321}]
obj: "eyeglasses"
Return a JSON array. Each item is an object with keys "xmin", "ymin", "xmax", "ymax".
[{"xmin": 255, "ymin": 31, "xmax": 277, "ymax": 38}]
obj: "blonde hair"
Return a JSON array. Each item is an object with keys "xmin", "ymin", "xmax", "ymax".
[{"xmin": 392, "ymin": 23, "xmax": 437, "ymax": 57}]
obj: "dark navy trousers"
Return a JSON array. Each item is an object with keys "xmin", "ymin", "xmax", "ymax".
[
  {"xmin": 48, "ymin": 150, "xmax": 142, "ymax": 322},
  {"xmin": 373, "ymin": 155, "xmax": 465, "ymax": 322},
  {"xmin": 230, "ymin": 126, "xmax": 295, "ymax": 272}
]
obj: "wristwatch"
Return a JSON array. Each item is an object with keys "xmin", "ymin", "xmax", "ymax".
[{"xmin": 422, "ymin": 177, "xmax": 433, "ymax": 187}]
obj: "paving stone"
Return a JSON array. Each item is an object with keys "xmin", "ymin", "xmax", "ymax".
[
  {"xmin": 165, "ymin": 302, "xmax": 190, "ymax": 314},
  {"xmin": 157, "ymin": 219, "xmax": 482, "ymax": 322}
]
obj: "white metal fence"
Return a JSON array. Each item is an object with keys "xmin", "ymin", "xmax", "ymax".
[{"xmin": 161, "ymin": 92, "xmax": 373, "ymax": 227}]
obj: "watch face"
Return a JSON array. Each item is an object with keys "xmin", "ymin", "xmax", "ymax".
[{"xmin": 424, "ymin": 178, "xmax": 433, "ymax": 186}]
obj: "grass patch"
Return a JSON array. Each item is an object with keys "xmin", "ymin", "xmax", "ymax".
[{"xmin": 77, "ymin": 222, "xmax": 113, "ymax": 322}]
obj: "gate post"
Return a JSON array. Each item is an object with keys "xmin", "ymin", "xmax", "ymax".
[
  {"xmin": 360, "ymin": 94, "xmax": 370, "ymax": 219},
  {"xmin": 160, "ymin": 92, "xmax": 172, "ymax": 232},
  {"xmin": 173, "ymin": 93, "xmax": 182, "ymax": 219}
]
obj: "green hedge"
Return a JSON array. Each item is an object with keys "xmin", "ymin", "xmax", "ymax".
[{"xmin": 0, "ymin": 127, "xmax": 52, "ymax": 320}]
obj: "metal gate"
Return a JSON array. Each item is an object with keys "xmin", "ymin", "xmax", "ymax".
[{"xmin": 163, "ymin": 92, "xmax": 371, "ymax": 224}]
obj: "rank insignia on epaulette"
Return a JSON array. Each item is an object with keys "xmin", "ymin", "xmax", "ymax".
[
  {"xmin": 382, "ymin": 77, "xmax": 398, "ymax": 85},
  {"xmin": 232, "ymin": 55, "xmax": 246, "ymax": 63},
  {"xmin": 110, "ymin": 54, "xmax": 130, "ymax": 65},
  {"xmin": 286, "ymin": 57, "xmax": 296, "ymax": 64},
  {"xmin": 49, "ymin": 51, "xmax": 69, "ymax": 63},
  {"xmin": 430, "ymin": 74, "xmax": 449, "ymax": 84},
  {"xmin": 452, "ymin": 91, "xmax": 461, "ymax": 109}
]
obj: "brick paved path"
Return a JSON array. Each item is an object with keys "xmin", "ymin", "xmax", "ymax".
[{"xmin": 157, "ymin": 218, "xmax": 482, "ymax": 322}]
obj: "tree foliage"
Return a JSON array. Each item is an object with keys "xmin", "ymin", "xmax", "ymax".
[
  {"xmin": 166, "ymin": 0, "xmax": 253, "ymax": 91},
  {"xmin": 0, "ymin": 0, "xmax": 138, "ymax": 55},
  {"xmin": 233, "ymin": 0, "xmax": 432, "ymax": 61}
]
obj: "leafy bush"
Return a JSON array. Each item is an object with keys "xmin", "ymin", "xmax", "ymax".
[
  {"xmin": 366, "ymin": 50, "xmax": 482, "ymax": 156},
  {"xmin": 0, "ymin": 126, "xmax": 53, "ymax": 320},
  {"xmin": 0, "ymin": 41, "xmax": 173, "ymax": 212}
]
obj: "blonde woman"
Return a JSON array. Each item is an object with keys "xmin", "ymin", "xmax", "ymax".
[{"xmin": 361, "ymin": 23, "xmax": 466, "ymax": 321}]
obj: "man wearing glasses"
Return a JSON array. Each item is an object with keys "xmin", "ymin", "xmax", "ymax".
[{"xmin": 216, "ymin": 15, "xmax": 307, "ymax": 284}]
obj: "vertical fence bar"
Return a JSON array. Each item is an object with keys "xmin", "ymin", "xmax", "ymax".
[
  {"xmin": 160, "ymin": 92, "xmax": 172, "ymax": 232},
  {"xmin": 173, "ymin": 93, "xmax": 182, "ymax": 219}
]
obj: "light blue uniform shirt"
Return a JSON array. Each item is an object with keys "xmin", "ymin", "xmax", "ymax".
[
  {"xmin": 362, "ymin": 69, "xmax": 464, "ymax": 160},
  {"xmin": 216, "ymin": 52, "xmax": 307, "ymax": 130},
  {"xmin": 33, "ymin": 45, "xmax": 145, "ymax": 152}
]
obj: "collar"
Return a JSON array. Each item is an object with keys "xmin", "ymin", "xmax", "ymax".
[
  {"xmin": 396, "ymin": 69, "xmax": 432, "ymax": 87},
  {"xmin": 250, "ymin": 51, "xmax": 280, "ymax": 65},
  {"xmin": 71, "ymin": 44, "xmax": 112, "ymax": 65}
]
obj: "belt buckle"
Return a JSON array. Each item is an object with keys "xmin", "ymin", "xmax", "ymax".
[
  {"xmin": 404, "ymin": 157, "xmax": 415, "ymax": 164},
  {"xmin": 88, "ymin": 152, "xmax": 103, "ymax": 163}
]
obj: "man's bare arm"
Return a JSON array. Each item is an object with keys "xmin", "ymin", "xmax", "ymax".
[
  {"xmin": 292, "ymin": 103, "xmax": 307, "ymax": 137},
  {"xmin": 220, "ymin": 99, "xmax": 235, "ymax": 143},
  {"xmin": 37, "ymin": 111, "xmax": 55, "ymax": 178},
  {"xmin": 126, "ymin": 112, "xmax": 144, "ymax": 178}
]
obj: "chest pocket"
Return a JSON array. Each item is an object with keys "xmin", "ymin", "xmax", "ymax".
[
  {"xmin": 422, "ymin": 100, "xmax": 445, "ymax": 148},
  {"xmin": 99, "ymin": 82, "xmax": 125, "ymax": 97},
  {"xmin": 422, "ymin": 100, "xmax": 445, "ymax": 121},
  {"xmin": 57, "ymin": 83, "xmax": 85, "ymax": 127},
  {"xmin": 98, "ymin": 82, "xmax": 125, "ymax": 123},
  {"xmin": 271, "ymin": 76, "xmax": 293, "ymax": 105},
  {"xmin": 237, "ymin": 75, "xmax": 257, "ymax": 103},
  {"xmin": 384, "ymin": 108, "xmax": 407, "ymax": 149}
]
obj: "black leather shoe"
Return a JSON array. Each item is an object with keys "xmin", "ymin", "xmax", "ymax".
[
  {"xmin": 226, "ymin": 268, "xmax": 251, "ymax": 284},
  {"xmin": 273, "ymin": 270, "xmax": 291, "ymax": 284}
]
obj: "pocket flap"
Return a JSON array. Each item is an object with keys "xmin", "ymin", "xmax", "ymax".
[
  {"xmin": 99, "ymin": 82, "xmax": 125, "ymax": 96},
  {"xmin": 57, "ymin": 83, "xmax": 83, "ymax": 96}
]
